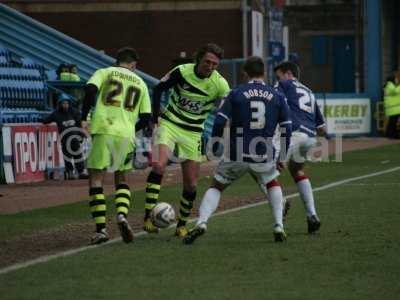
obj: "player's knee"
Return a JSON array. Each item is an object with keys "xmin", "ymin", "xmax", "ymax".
[
  {"xmin": 211, "ymin": 180, "xmax": 226, "ymax": 192},
  {"xmin": 88, "ymin": 169, "xmax": 103, "ymax": 187},
  {"xmin": 114, "ymin": 172, "xmax": 126, "ymax": 185},
  {"xmin": 151, "ymin": 161, "xmax": 167, "ymax": 174},
  {"xmin": 291, "ymin": 169, "xmax": 306, "ymax": 181},
  {"xmin": 183, "ymin": 175, "xmax": 198, "ymax": 192},
  {"xmin": 288, "ymin": 161, "xmax": 304, "ymax": 177},
  {"xmin": 183, "ymin": 176, "xmax": 197, "ymax": 190}
]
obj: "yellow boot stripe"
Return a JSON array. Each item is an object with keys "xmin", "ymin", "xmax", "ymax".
[
  {"xmin": 147, "ymin": 183, "xmax": 161, "ymax": 190},
  {"xmin": 145, "ymin": 203, "xmax": 156, "ymax": 210},
  {"xmin": 179, "ymin": 215, "xmax": 189, "ymax": 221},
  {"xmin": 115, "ymin": 198, "xmax": 130, "ymax": 206},
  {"xmin": 91, "ymin": 194, "xmax": 105, "ymax": 200},
  {"xmin": 90, "ymin": 204, "xmax": 106, "ymax": 213},
  {"xmin": 146, "ymin": 193, "xmax": 159, "ymax": 200},
  {"xmin": 94, "ymin": 216, "xmax": 106, "ymax": 224},
  {"xmin": 180, "ymin": 198, "xmax": 190, "ymax": 206},
  {"xmin": 180, "ymin": 206, "xmax": 191, "ymax": 213},
  {"xmin": 116, "ymin": 206, "xmax": 129, "ymax": 215}
]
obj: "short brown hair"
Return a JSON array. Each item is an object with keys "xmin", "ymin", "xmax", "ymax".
[
  {"xmin": 194, "ymin": 43, "xmax": 224, "ymax": 63},
  {"xmin": 243, "ymin": 56, "xmax": 265, "ymax": 78},
  {"xmin": 274, "ymin": 61, "xmax": 300, "ymax": 78},
  {"xmin": 116, "ymin": 47, "xmax": 139, "ymax": 64}
]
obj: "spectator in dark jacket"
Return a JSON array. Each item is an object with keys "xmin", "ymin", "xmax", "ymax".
[{"xmin": 43, "ymin": 95, "xmax": 88, "ymax": 179}]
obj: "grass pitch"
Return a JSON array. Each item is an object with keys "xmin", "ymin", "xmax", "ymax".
[{"xmin": 0, "ymin": 144, "xmax": 400, "ymax": 299}]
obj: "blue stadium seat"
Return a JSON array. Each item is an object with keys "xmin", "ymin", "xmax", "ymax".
[
  {"xmin": 0, "ymin": 56, "xmax": 8, "ymax": 67},
  {"xmin": 21, "ymin": 57, "xmax": 35, "ymax": 68},
  {"xmin": 0, "ymin": 44, "xmax": 10, "ymax": 59},
  {"xmin": 45, "ymin": 69, "xmax": 57, "ymax": 81}
]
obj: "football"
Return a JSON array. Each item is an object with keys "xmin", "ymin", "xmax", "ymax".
[{"xmin": 150, "ymin": 202, "xmax": 176, "ymax": 228}]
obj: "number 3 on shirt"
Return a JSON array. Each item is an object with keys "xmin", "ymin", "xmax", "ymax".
[
  {"xmin": 104, "ymin": 79, "xmax": 141, "ymax": 111},
  {"xmin": 250, "ymin": 101, "xmax": 266, "ymax": 129}
]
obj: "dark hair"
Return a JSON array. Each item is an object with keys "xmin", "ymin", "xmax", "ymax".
[
  {"xmin": 386, "ymin": 75, "xmax": 395, "ymax": 83},
  {"xmin": 116, "ymin": 47, "xmax": 139, "ymax": 64},
  {"xmin": 243, "ymin": 56, "xmax": 265, "ymax": 78},
  {"xmin": 194, "ymin": 43, "xmax": 224, "ymax": 63},
  {"xmin": 56, "ymin": 63, "xmax": 69, "ymax": 76},
  {"xmin": 274, "ymin": 61, "xmax": 300, "ymax": 78}
]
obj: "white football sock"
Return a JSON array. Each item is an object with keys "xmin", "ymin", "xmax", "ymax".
[
  {"xmin": 267, "ymin": 186, "xmax": 284, "ymax": 228},
  {"xmin": 196, "ymin": 187, "xmax": 221, "ymax": 226},
  {"xmin": 296, "ymin": 176, "xmax": 317, "ymax": 217}
]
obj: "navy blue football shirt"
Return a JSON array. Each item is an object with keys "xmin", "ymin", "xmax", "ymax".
[
  {"xmin": 212, "ymin": 80, "xmax": 292, "ymax": 163},
  {"xmin": 275, "ymin": 79, "xmax": 325, "ymax": 136}
]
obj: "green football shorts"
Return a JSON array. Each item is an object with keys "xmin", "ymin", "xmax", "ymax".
[
  {"xmin": 155, "ymin": 119, "xmax": 202, "ymax": 162},
  {"xmin": 87, "ymin": 134, "xmax": 135, "ymax": 171}
]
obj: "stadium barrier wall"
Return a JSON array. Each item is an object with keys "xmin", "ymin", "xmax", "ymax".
[
  {"xmin": 0, "ymin": 126, "xmax": 4, "ymax": 183},
  {"xmin": 0, "ymin": 95, "xmax": 372, "ymax": 184},
  {"xmin": 1, "ymin": 123, "xmax": 64, "ymax": 184},
  {"xmin": 316, "ymin": 94, "xmax": 371, "ymax": 135}
]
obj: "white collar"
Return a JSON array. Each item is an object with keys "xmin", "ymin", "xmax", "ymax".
[{"xmin": 248, "ymin": 79, "xmax": 266, "ymax": 85}]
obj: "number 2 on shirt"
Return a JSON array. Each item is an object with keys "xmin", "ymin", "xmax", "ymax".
[
  {"xmin": 104, "ymin": 79, "xmax": 141, "ymax": 111},
  {"xmin": 296, "ymin": 87, "xmax": 315, "ymax": 114}
]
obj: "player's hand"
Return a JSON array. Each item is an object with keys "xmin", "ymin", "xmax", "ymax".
[
  {"xmin": 317, "ymin": 127, "xmax": 331, "ymax": 140},
  {"xmin": 317, "ymin": 126, "xmax": 327, "ymax": 137},
  {"xmin": 212, "ymin": 141, "xmax": 224, "ymax": 158},
  {"xmin": 81, "ymin": 120, "xmax": 90, "ymax": 136},
  {"xmin": 152, "ymin": 114, "xmax": 160, "ymax": 125},
  {"xmin": 277, "ymin": 161, "xmax": 286, "ymax": 172}
]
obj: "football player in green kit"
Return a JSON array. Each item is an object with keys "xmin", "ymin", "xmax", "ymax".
[
  {"xmin": 143, "ymin": 43, "xmax": 230, "ymax": 237},
  {"xmin": 82, "ymin": 47, "xmax": 152, "ymax": 245}
]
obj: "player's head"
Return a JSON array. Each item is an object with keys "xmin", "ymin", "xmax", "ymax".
[
  {"xmin": 243, "ymin": 56, "xmax": 265, "ymax": 80},
  {"xmin": 274, "ymin": 61, "xmax": 300, "ymax": 81},
  {"xmin": 116, "ymin": 47, "xmax": 139, "ymax": 71},
  {"xmin": 58, "ymin": 95, "xmax": 70, "ymax": 111},
  {"xmin": 395, "ymin": 70, "xmax": 400, "ymax": 85},
  {"xmin": 69, "ymin": 64, "xmax": 78, "ymax": 74},
  {"xmin": 60, "ymin": 100, "xmax": 69, "ymax": 111},
  {"xmin": 57, "ymin": 63, "xmax": 69, "ymax": 76},
  {"xmin": 194, "ymin": 43, "xmax": 224, "ymax": 78}
]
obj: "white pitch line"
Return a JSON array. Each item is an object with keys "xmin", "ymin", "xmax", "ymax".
[
  {"xmin": 213, "ymin": 166, "xmax": 400, "ymax": 217},
  {"xmin": 1, "ymin": 165, "xmax": 400, "ymax": 276}
]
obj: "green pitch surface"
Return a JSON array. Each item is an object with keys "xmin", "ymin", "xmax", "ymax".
[
  {"xmin": 1, "ymin": 143, "xmax": 400, "ymax": 239},
  {"xmin": 1, "ymin": 144, "xmax": 400, "ymax": 299}
]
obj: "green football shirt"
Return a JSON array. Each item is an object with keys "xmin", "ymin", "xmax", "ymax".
[
  {"xmin": 161, "ymin": 63, "xmax": 230, "ymax": 132},
  {"xmin": 87, "ymin": 66, "xmax": 151, "ymax": 139}
]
